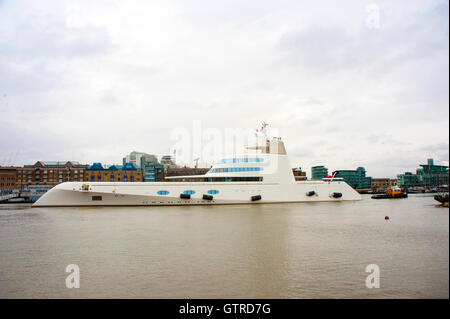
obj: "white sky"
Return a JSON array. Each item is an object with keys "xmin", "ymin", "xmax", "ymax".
[{"xmin": 0, "ymin": 0, "xmax": 448, "ymax": 178}]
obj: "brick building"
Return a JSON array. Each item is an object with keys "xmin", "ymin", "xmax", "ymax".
[
  {"xmin": 371, "ymin": 178, "xmax": 391, "ymax": 191},
  {"xmin": 17, "ymin": 161, "xmax": 88, "ymax": 188},
  {"xmin": 0, "ymin": 167, "xmax": 18, "ymax": 191},
  {"xmin": 84, "ymin": 163, "xmax": 143, "ymax": 182},
  {"xmin": 292, "ymin": 167, "xmax": 307, "ymax": 181}
]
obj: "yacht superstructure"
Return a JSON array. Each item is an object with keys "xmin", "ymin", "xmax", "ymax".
[{"xmin": 33, "ymin": 136, "xmax": 361, "ymax": 207}]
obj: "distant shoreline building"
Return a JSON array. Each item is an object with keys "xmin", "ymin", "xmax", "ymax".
[
  {"xmin": 16, "ymin": 161, "xmax": 88, "ymax": 188},
  {"xmin": 397, "ymin": 172, "xmax": 421, "ymax": 188},
  {"xmin": 0, "ymin": 167, "xmax": 19, "ymax": 191},
  {"xmin": 161, "ymin": 155, "xmax": 177, "ymax": 168},
  {"xmin": 143, "ymin": 162, "xmax": 165, "ymax": 182},
  {"xmin": 85, "ymin": 162, "xmax": 142, "ymax": 182},
  {"xmin": 311, "ymin": 165, "xmax": 328, "ymax": 180},
  {"xmin": 397, "ymin": 158, "xmax": 449, "ymax": 188},
  {"xmin": 333, "ymin": 167, "xmax": 372, "ymax": 190},
  {"xmin": 122, "ymin": 151, "xmax": 168, "ymax": 182},
  {"xmin": 416, "ymin": 158, "xmax": 449, "ymax": 187},
  {"xmin": 123, "ymin": 151, "xmax": 157, "ymax": 167},
  {"xmin": 371, "ymin": 178, "xmax": 397, "ymax": 191},
  {"xmin": 293, "ymin": 167, "xmax": 307, "ymax": 181}
]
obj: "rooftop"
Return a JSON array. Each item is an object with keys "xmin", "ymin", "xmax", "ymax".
[
  {"xmin": 24, "ymin": 161, "xmax": 87, "ymax": 168},
  {"xmin": 86, "ymin": 162, "xmax": 141, "ymax": 171}
]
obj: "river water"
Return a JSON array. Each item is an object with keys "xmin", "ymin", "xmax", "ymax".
[{"xmin": 0, "ymin": 194, "xmax": 448, "ymax": 298}]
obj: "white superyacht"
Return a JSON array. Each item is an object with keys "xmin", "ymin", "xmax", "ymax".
[{"xmin": 33, "ymin": 133, "xmax": 361, "ymax": 207}]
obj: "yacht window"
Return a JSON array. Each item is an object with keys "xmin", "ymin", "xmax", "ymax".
[
  {"xmin": 218, "ymin": 158, "xmax": 264, "ymax": 164},
  {"xmin": 157, "ymin": 190, "xmax": 169, "ymax": 195},
  {"xmin": 210, "ymin": 167, "xmax": 263, "ymax": 173}
]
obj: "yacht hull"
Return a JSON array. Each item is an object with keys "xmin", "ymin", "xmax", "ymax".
[{"xmin": 33, "ymin": 181, "xmax": 361, "ymax": 207}]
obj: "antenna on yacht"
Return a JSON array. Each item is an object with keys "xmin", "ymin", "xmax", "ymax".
[
  {"xmin": 255, "ymin": 122, "xmax": 268, "ymax": 138},
  {"xmin": 194, "ymin": 158, "xmax": 199, "ymax": 168},
  {"xmin": 249, "ymin": 122, "xmax": 270, "ymax": 154},
  {"xmin": 260, "ymin": 122, "xmax": 268, "ymax": 139}
]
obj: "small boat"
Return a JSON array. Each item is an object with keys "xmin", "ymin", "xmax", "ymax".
[
  {"xmin": 371, "ymin": 186, "xmax": 407, "ymax": 199},
  {"xmin": 434, "ymin": 193, "xmax": 449, "ymax": 207}
]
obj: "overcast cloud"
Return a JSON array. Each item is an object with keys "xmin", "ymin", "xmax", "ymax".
[{"xmin": 0, "ymin": 0, "xmax": 448, "ymax": 178}]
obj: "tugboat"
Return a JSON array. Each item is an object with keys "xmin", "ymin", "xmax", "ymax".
[
  {"xmin": 434, "ymin": 193, "xmax": 449, "ymax": 207},
  {"xmin": 371, "ymin": 186, "xmax": 408, "ymax": 199}
]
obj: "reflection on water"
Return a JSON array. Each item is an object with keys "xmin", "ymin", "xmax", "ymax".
[{"xmin": 0, "ymin": 194, "xmax": 448, "ymax": 298}]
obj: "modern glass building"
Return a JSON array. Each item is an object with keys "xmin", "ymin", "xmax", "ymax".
[
  {"xmin": 311, "ymin": 165, "xmax": 328, "ymax": 180},
  {"xmin": 333, "ymin": 167, "xmax": 372, "ymax": 189},
  {"xmin": 417, "ymin": 158, "xmax": 449, "ymax": 187},
  {"xmin": 143, "ymin": 163, "xmax": 165, "ymax": 182},
  {"xmin": 121, "ymin": 151, "xmax": 166, "ymax": 182},
  {"xmin": 138, "ymin": 155, "xmax": 165, "ymax": 182},
  {"xmin": 123, "ymin": 151, "xmax": 158, "ymax": 167},
  {"xmin": 398, "ymin": 158, "xmax": 449, "ymax": 187},
  {"xmin": 397, "ymin": 172, "xmax": 421, "ymax": 188}
]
